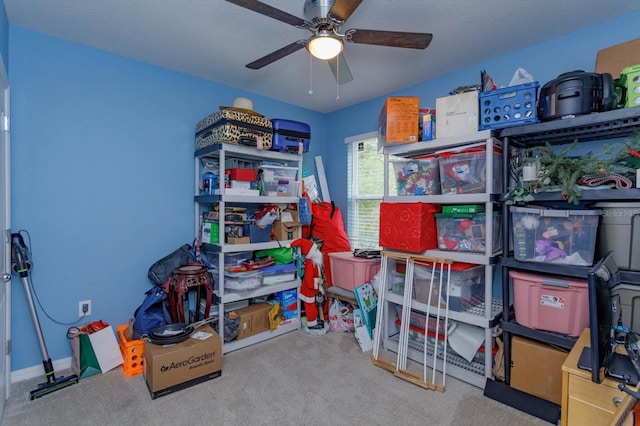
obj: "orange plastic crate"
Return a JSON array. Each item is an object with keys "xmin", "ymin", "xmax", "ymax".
[{"xmin": 117, "ymin": 324, "xmax": 144, "ymax": 377}]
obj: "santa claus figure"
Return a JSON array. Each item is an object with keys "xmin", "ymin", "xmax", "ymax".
[{"xmin": 289, "ymin": 238, "xmax": 328, "ymax": 335}]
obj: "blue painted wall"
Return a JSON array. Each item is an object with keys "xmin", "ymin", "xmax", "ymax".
[
  {"xmin": 8, "ymin": 26, "xmax": 326, "ymax": 370},
  {"xmin": 0, "ymin": 0, "xmax": 7, "ymax": 73},
  {"xmin": 5, "ymin": 8, "xmax": 640, "ymax": 371}
]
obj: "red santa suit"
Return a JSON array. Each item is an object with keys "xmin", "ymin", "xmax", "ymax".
[{"xmin": 290, "ymin": 238, "xmax": 324, "ymax": 328}]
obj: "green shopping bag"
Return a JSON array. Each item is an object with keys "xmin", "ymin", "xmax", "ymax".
[
  {"xmin": 70, "ymin": 333, "xmax": 101, "ymax": 379},
  {"xmin": 254, "ymin": 247, "xmax": 293, "ymax": 265}
]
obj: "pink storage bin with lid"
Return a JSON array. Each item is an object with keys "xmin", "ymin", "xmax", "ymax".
[
  {"xmin": 329, "ymin": 252, "xmax": 381, "ymax": 291},
  {"xmin": 510, "ymin": 269, "xmax": 588, "ymax": 337}
]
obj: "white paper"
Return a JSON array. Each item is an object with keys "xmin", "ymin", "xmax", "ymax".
[
  {"xmin": 88, "ymin": 325, "xmax": 124, "ymax": 373},
  {"xmin": 281, "ymin": 211, "xmax": 294, "ymax": 223},
  {"xmin": 447, "ymin": 322, "xmax": 485, "ymax": 363},
  {"xmin": 191, "ymin": 331, "xmax": 213, "ymax": 340}
]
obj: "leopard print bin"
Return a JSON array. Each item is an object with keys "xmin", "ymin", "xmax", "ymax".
[{"xmin": 195, "ymin": 109, "xmax": 273, "ymax": 151}]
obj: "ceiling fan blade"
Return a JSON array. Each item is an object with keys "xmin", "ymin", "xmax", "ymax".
[
  {"xmin": 225, "ymin": 0, "xmax": 310, "ymax": 28},
  {"xmin": 347, "ymin": 29, "xmax": 433, "ymax": 49},
  {"xmin": 246, "ymin": 40, "xmax": 306, "ymax": 69},
  {"xmin": 327, "ymin": 52, "xmax": 354, "ymax": 85},
  {"xmin": 328, "ymin": 0, "xmax": 363, "ymax": 22}
]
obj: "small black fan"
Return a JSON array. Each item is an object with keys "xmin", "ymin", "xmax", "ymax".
[{"xmin": 226, "ymin": 0, "xmax": 433, "ymax": 84}]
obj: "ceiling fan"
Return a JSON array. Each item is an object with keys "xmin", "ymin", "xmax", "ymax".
[{"xmin": 225, "ymin": 0, "xmax": 433, "ymax": 84}]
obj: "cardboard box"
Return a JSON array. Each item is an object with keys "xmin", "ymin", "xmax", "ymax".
[
  {"xmin": 201, "ymin": 221, "xmax": 219, "ymax": 244},
  {"xmin": 275, "ymin": 289, "xmax": 298, "ymax": 320},
  {"xmin": 595, "ymin": 37, "xmax": 640, "ymax": 79},
  {"xmin": 234, "ymin": 302, "xmax": 272, "ymax": 340},
  {"xmin": 420, "ymin": 108, "xmax": 436, "ymax": 141},
  {"xmin": 226, "ymin": 236, "xmax": 250, "ymax": 245},
  {"xmin": 435, "ymin": 91, "xmax": 479, "ymax": 138},
  {"xmin": 378, "ymin": 96, "xmax": 420, "ymax": 145},
  {"xmin": 510, "ymin": 336, "xmax": 569, "ymax": 405},
  {"xmin": 144, "ymin": 324, "xmax": 222, "ymax": 399},
  {"xmin": 272, "ymin": 210, "xmax": 301, "ymax": 241}
]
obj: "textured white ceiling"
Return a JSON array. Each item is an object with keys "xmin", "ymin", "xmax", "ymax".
[{"xmin": 5, "ymin": 0, "xmax": 640, "ymax": 113}]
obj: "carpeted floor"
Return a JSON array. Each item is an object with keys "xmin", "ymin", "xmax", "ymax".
[{"xmin": 1, "ymin": 329, "xmax": 550, "ymax": 425}]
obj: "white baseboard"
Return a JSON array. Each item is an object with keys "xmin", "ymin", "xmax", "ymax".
[{"xmin": 10, "ymin": 357, "xmax": 72, "ymax": 384}]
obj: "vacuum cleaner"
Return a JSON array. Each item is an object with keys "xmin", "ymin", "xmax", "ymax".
[{"xmin": 11, "ymin": 233, "xmax": 78, "ymax": 399}]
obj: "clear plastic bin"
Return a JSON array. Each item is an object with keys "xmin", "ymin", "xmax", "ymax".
[
  {"xmin": 435, "ymin": 211, "xmax": 502, "ymax": 253},
  {"xmin": 511, "ymin": 206, "xmax": 602, "ymax": 266},
  {"xmin": 438, "ymin": 146, "xmax": 502, "ymax": 194},
  {"xmin": 412, "ymin": 262, "xmax": 485, "ymax": 312},
  {"xmin": 259, "ymin": 164, "xmax": 298, "ymax": 182},
  {"xmin": 224, "ymin": 270, "xmax": 262, "ymax": 293},
  {"xmin": 262, "ymin": 181, "xmax": 298, "ymax": 197},
  {"xmin": 391, "ymin": 156, "xmax": 440, "ymax": 196}
]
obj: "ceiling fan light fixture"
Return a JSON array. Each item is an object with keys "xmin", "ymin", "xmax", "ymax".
[{"xmin": 307, "ymin": 31, "xmax": 343, "ymax": 60}]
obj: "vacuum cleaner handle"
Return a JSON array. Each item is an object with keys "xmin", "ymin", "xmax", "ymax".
[{"xmin": 11, "ymin": 233, "xmax": 32, "ymax": 278}]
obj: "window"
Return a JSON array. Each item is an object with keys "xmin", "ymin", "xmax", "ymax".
[{"xmin": 346, "ymin": 131, "xmax": 384, "ymax": 249}]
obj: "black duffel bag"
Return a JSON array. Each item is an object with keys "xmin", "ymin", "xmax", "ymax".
[{"xmin": 147, "ymin": 244, "xmax": 196, "ymax": 286}]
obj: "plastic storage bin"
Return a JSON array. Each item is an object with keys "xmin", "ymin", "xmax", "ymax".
[
  {"xmin": 435, "ymin": 211, "xmax": 502, "ymax": 253},
  {"xmin": 201, "ymin": 249, "xmax": 253, "ymax": 268},
  {"xmin": 510, "ymin": 270, "xmax": 588, "ymax": 336},
  {"xmin": 243, "ymin": 223, "xmax": 273, "ymax": 243},
  {"xmin": 329, "ymin": 252, "xmax": 381, "ymax": 291},
  {"xmin": 438, "ymin": 145, "xmax": 502, "ymax": 194},
  {"xmin": 224, "ymin": 251, "xmax": 253, "ymax": 267},
  {"xmin": 117, "ymin": 324, "xmax": 144, "ymax": 377},
  {"xmin": 259, "ymin": 164, "xmax": 298, "ymax": 182},
  {"xmin": 392, "ymin": 306, "xmax": 493, "ymax": 363},
  {"xmin": 511, "ymin": 206, "xmax": 602, "ymax": 266},
  {"xmin": 261, "ymin": 263, "xmax": 297, "ymax": 285},
  {"xmin": 262, "ymin": 181, "xmax": 298, "ymax": 197},
  {"xmin": 391, "ymin": 156, "xmax": 440, "ymax": 196},
  {"xmin": 412, "ymin": 262, "xmax": 485, "ymax": 312},
  {"xmin": 389, "ymin": 270, "xmax": 406, "ymax": 295},
  {"xmin": 478, "ymin": 82, "xmax": 540, "ymax": 130},
  {"xmin": 621, "ymin": 65, "xmax": 640, "ymax": 108},
  {"xmin": 224, "ymin": 270, "xmax": 262, "ymax": 293},
  {"xmin": 594, "ymin": 202, "xmax": 640, "ymax": 271}
]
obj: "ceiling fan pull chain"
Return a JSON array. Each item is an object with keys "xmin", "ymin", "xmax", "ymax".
[
  {"xmin": 308, "ymin": 51, "xmax": 314, "ymax": 95},
  {"xmin": 336, "ymin": 55, "xmax": 340, "ymax": 100}
]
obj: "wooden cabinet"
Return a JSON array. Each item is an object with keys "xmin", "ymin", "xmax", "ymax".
[{"xmin": 562, "ymin": 329, "xmax": 637, "ymax": 426}]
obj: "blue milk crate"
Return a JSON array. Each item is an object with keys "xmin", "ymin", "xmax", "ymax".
[{"xmin": 478, "ymin": 82, "xmax": 539, "ymax": 130}]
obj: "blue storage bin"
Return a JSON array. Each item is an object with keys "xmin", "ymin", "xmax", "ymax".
[
  {"xmin": 478, "ymin": 82, "xmax": 539, "ymax": 130},
  {"xmin": 244, "ymin": 223, "xmax": 273, "ymax": 243}
]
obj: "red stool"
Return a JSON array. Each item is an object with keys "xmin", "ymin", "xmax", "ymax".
[{"xmin": 165, "ymin": 263, "xmax": 213, "ymax": 323}]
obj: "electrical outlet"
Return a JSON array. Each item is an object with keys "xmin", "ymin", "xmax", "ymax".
[{"xmin": 79, "ymin": 300, "xmax": 91, "ymax": 318}]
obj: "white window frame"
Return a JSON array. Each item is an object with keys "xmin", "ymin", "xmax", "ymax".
[{"xmin": 345, "ymin": 131, "xmax": 384, "ymax": 250}]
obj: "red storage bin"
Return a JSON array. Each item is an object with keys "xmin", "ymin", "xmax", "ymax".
[
  {"xmin": 510, "ymin": 270, "xmax": 588, "ymax": 337},
  {"xmin": 230, "ymin": 168, "xmax": 257, "ymax": 181},
  {"xmin": 379, "ymin": 202, "xmax": 439, "ymax": 253}
]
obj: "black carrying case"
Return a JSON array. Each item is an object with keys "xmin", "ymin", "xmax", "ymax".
[{"xmin": 538, "ymin": 70, "xmax": 616, "ymax": 121}]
